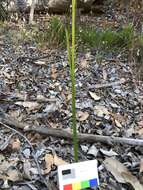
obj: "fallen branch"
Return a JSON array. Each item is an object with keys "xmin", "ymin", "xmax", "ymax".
[
  {"xmin": 0, "ymin": 110, "xmax": 143, "ymax": 146},
  {"xmin": 26, "ymin": 126, "xmax": 143, "ymax": 146}
]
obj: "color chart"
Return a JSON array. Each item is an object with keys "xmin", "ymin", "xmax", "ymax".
[
  {"xmin": 58, "ymin": 160, "xmax": 99, "ymax": 190},
  {"xmin": 63, "ymin": 178, "xmax": 98, "ymax": 190}
]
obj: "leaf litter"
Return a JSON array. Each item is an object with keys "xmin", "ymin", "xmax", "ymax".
[{"xmin": 0, "ymin": 9, "xmax": 143, "ymax": 190}]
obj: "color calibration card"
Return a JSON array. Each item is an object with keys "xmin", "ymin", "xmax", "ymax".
[{"xmin": 58, "ymin": 160, "xmax": 99, "ymax": 190}]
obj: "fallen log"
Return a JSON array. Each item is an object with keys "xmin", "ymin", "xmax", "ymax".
[
  {"xmin": 5, "ymin": 0, "xmax": 105, "ymax": 14},
  {"xmin": 26, "ymin": 126, "xmax": 143, "ymax": 146},
  {"xmin": 0, "ymin": 109, "xmax": 143, "ymax": 147}
]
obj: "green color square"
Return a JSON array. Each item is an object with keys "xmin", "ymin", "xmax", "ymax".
[{"xmin": 81, "ymin": 180, "xmax": 90, "ymax": 189}]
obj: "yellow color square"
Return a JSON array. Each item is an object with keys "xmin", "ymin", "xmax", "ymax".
[{"xmin": 72, "ymin": 182, "xmax": 81, "ymax": 190}]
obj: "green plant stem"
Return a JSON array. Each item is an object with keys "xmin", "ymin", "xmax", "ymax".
[{"xmin": 71, "ymin": 0, "xmax": 78, "ymax": 162}]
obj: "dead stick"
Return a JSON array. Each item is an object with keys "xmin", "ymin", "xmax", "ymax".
[
  {"xmin": 26, "ymin": 127, "xmax": 143, "ymax": 146},
  {"xmin": 1, "ymin": 112, "xmax": 143, "ymax": 146}
]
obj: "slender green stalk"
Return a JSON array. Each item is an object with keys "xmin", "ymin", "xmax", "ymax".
[
  {"xmin": 71, "ymin": 0, "xmax": 78, "ymax": 162},
  {"xmin": 65, "ymin": 0, "xmax": 78, "ymax": 162}
]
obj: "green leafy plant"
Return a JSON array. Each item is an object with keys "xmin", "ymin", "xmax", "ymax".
[
  {"xmin": 12, "ymin": 18, "xmax": 133, "ymax": 51},
  {"xmin": 32, "ymin": 16, "xmax": 66, "ymax": 48},
  {"xmin": 49, "ymin": 16, "xmax": 66, "ymax": 46},
  {"xmin": 66, "ymin": 0, "xmax": 78, "ymax": 162},
  {"xmin": 77, "ymin": 24, "xmax": 134, "ymax": 52}
]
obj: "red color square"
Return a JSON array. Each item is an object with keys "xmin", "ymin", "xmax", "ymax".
[{"xmin": 63, "ymin": 184, "xmax": 72, "ymax": 190}]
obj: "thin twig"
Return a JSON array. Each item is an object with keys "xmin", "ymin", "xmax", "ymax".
[{"xmin": 0, "ymin": 121, "xmax": 50, "ymax": 190}]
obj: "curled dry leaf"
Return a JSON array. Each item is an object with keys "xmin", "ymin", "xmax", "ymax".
[
  {"xmin": 0, "ymin": 154, "xmax": 5, "ymax": 162},
  {"xmin": 43, "ymin": 102, "xmax": 60, "ymax": 113},
  {"xmin": 104, "ymin": 157, "xmax": 143, "ymax": 190},
  {"xmin": 36, "ymin": 94, "xmax": 48, "ymax": 102},
  {"xmin": 7, "ymin": 168, "xmax": 21, "ymax": 182},
  {"xmin": 111, "ymin": 113, "xmax": 126, "ymax": 124},
  {"xmin": 114, "ymin": 119, "xmax": 122, "ymax": 128},
  {"xmin": 0, "ymin": 160, "xmax": 21, "ymax": 182},
  {"xmin": 138, "ymin": 120, "xmax": 143, "ymax": 128},
  {"xmin": 102, "ymin": 68, "xmax": 108, "ymax": 81},
  {"xmin": 51, "ymin": 65, "xmax": 58, "ymax": 80},
  {"xmin": 89, "ymin": 91, "xmax": 101, "ymax": 101},
  {"xmin": 136, "ymin": 121, "xmax": 143, "ymax": 136},
  {"xmin": 11, "ymin": 138, "xmax": 21, "ymax": 151},
  {"xmin": 137, "ymin": 128, "xmax": 143, "ymax": 136},
  {"xmin": 77, "ymin": 111, "xmax": 89, "ymax": 121},
  {"xmin": 80, "ymin": 58, "xmax": 88, "ymax": 69},
  {"xmin": 44, "ymin": 153, "xmax": 68, "ymax": 174},
  {"xmin": 94, "ymin": 105, "xmax": 109, "ymax": 117},
  {"xmin": 139, "ymin": 159, "xmax": 143, "ymax": 173},
  {"xmin": 15, "ymin": 101, "xmax": 40, "ymax": 111},
  {"xmin": 100, "ymin": 149, "xmax": 118, "ymax": 157},
  {"xmin": 54, "ymin": 154, "xmax": 68, "ymax": 166},
  {"xmin": 44, "ymin": 154, "xmax": 54, "ymax": 174},
  {"xmin": 34, "ymin": 59, "xmax": 46, "ymax": 65}
]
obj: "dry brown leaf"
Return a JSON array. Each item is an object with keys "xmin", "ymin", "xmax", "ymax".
[
  {"xmin": 9, "ymin": 110, "xmax": 20, "ymax": 119},
  {"xmin": 115, "ymin": 119, "xmax": 122, "ymax": 128},
  {"xmin": 94, "ymin": 105, "xmax": 109, "ymax": 117},
  {"xmin": 49, "ymin": 122, "xmax": 59, "ymax": 128},
  {"xmin": 104, "ymin": 157, "xmax": 128, "ymax": 183},
  {"xmin": 54, "ymin": 154, "xmax": 68, "ymax": 166},
  {"xmin": 140, "ymin": 159, "xmax": 143, "ymax": 173},
  {"xmin": 102, "ymin": 69, "xmax": 108, "ymax": 80},
  {"xmin": 67, "ymin": 93, "xmax": 72, "ymax": 101},
  {"xmin": 36, "ymin": 94, "xmax": 48, "ymax": 101},
  {"xmin": 44, "ymin": 154, "xmax": 54, "ymax": 174},
  {"xmin": 89, "ymin": 91, "xmax": 101, "ymax": 101},
  {"xmin": 136, "ymin": 128, "xmax": 143, "ymax": 136},
  {"xmin": 77, "ymin": 111, "xmax": 89, "ymax": 121},
  {"xmin": 44, "ymin": 153, "xmax": 67, "ymax": 174},
  {"xmin": 0, "ymin": 160, "xmax": 20, "ymax": 182},
  {"xmin": 122, "ymin": 172, "xmax": 143, "ymax": 190},
  {"xmin": 100, "ymin": 149, "xmax": 118, "ymax": 157},
  {"xmin": 104, "ymin": 157, "xmax": 143, "ymax": 190},
  {"xmin": 7, "ymin": 168, "xmax": 20, "ymax": 182},
  {"xmin": 136, "ymin": 121, "xmax": 143, "ymax": 136},
  {"xmin": 3, "ymin": 72, "xmax": 11, "ymax": 79},
  {"xmin": 138, "ymin": 120, "xmax": 143, "ymax": 128},
  {"xmin": 34, "ymin": 59, "xmax": 46, "ymax": 65},
  {"xmin": 11, "ymin": 138, "xmax": 21, "ymax": 151},
  {"xmin": 51, "ymin": 65, "xmax": 58, "ymax": 80},
  {"xmin": 15, "ymin": 101, "xmax": 40, "ymax": 111},
  {"xmin": 111, "ymin": 113, "xmax": 126, "ymax": 124},
  {"xmin": 0, "ymin": 161, "xmax": 12, "ymax": 172},
  {"xmin": 80, "ymin": 58, "xmax": 88, "ymax": 69}
]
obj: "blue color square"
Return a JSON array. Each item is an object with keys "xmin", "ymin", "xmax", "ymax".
[{"xmin": 89, "ymin": 178, "xmax": 98, "ymax": 188}]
